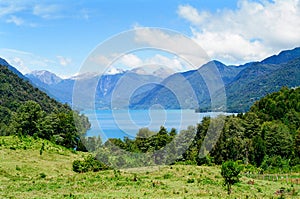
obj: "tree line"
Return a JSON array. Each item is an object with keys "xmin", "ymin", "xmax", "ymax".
[{"xmin": 93, "ymin": 87, "xmax": 300, "ymax": 172}]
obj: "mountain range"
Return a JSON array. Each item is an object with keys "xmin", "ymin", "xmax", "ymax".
[{"xmin": 2, "ymin": 47, "xmax": 300, "ymax": 112}]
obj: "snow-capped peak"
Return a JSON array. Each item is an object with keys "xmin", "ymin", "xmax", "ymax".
[{"xmin": 26, "ymin": 70, "xmax": 62, "ymax": 85}]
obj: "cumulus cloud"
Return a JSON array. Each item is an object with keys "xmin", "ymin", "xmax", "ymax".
[
  {"xmin": 178, "ymin": 0, "xmax": 300, "ymax": 64},
  {"xmin": 85, "ymin": 28, "xmax": 207, "ymax": 74},
  {"xmin": 177, "ymin": 5, "xmax": 210, "ymax": 25},
  {"xmin": 125, "ymin": 54, "xmax": 184, "ymax": 70},
  {"xmin": 119, "ymin": 54, "xmax": 143, "ymax": 68},
  {"xmin": 134, "ymin": 27, "xmax": 210, "ymax": 68}
]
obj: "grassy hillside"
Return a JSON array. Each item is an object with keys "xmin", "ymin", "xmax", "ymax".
[{"xmin": 0, "ymin": 136, "xmax": 299, "ymax": 198}]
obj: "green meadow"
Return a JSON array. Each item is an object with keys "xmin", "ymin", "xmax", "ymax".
[{"xmin": 1, "ymin": 136, "xmax": 299, "ymax": 199}]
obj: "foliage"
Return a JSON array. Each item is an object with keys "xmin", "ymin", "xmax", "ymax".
[
  {"xmin": 199, "ymin": 87, "xmax": 300, "ymax": 172},
  {"xmin": 98, "ymin": 87, "xmax": 300, "ymax": 171},
  {"xmin": 0, "ymin": 64, "xmax": 90, "ymax": 150},
  {"xmin": 72, "ymin": 154, "xmax": 109, "ymax": 173},
  {"xmin": 221, "ymin": 161, "xmax": 243, "ymax": 195},
  {"xmin": 1, "ymin": 135, "xmax": 300, "ymax": 198}
]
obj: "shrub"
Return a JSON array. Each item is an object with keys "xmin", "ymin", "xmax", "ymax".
[
  {"xmin": 163, "ymin": 173, "xmax": 173, "ymax": 179},
  {"xmin": 72, "ymin": 154, "xmax": 109, "ymax": 173},
  {"xmin": 221, "ymin": 160, "xmax": 243, "ymax": 195}
]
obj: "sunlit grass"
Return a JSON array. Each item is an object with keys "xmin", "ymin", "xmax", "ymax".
[{"xmin": 0, "ymin": 136, "xmax": 299, "ymax": 198}]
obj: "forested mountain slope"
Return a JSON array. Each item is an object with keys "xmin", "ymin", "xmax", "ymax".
[{"xmin": 0, "ymin": 63, "xmax": 90, "ymax": 150}]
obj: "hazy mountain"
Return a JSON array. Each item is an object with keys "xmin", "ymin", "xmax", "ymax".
[
  {"xmin": 25, "ymin": 69, "xmax": 163, "ymax": 109},
  {"xmin": 130, "ymin": 60, "xmax": 246, "ymax": 109},
  {"xmin": 130, "ymin": 47, "xmax": 300, "ymax": 112},
  {"xmin": 26, "ymin": 70, "xmax": 62, "ymax": 85},
  {"xmin": 14, "ymin": 46, "xmax": 300, "ymax": 112}
]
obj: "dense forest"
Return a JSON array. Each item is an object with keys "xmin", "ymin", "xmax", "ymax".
[
  {"xmin": 97, "ymin": 87, "xmax": 300, "ymax": 172},
  {"xmin": 0, "ymin": 64, "xmax": 90, "ymax": 150}
]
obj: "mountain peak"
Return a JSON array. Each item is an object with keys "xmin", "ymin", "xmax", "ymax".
[{"xmin": 26, "ymin": 70, "xmax": 62, "ymax": 85}]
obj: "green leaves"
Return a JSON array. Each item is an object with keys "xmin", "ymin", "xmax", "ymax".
[
  {"xmin": 72, "ymin": 154, "xmax": 109, "ymax": 173},
  {"xmin": 262, "ymin": 121, "xmax": 293, "ymax": 158},
  {"xmin": 221, "ymin": 161, "xmax": 243, "ymax": 195}
]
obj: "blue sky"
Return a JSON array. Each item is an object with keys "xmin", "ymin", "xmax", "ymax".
[{"xmin": 1, "ymin": 0, "xmax": 300, "ymax": 77}]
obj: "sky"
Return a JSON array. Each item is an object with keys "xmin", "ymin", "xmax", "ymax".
[{"xmin": 0, "ymin": 0, "xmax": 300, "ymax": 78}]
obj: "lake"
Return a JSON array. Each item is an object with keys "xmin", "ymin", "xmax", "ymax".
[{"xmin": 82, "ymin": 109, "xmax": 229, "ymax": 141}]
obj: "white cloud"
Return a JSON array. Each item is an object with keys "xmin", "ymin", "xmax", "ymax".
[
  {"xmin": 119, "ymin": 54, "xmax": 143, "ymax": 68},
  {"xmin": 0, "ymin": 1, "xmax": 90, "ymax": 25},
  {"xmin": 6, "ymin": 15, "xmax": 24, "ymax": 26},
  {"xmin": 10, "ymin": 57, "xmax": 31, "ymax": 74},
  {"xmin": 143, "ymin": 54, "xmax": 185, "ymax": 72},
  {"xmin": 178, "ymin": 0, "xmax": 300, "ymax": 64},
  {"xmin": 134, "ymin": 28, "xmax": 210, "ymax": 68},
  {"xmin": 177, "ymin": 5, "xmax": 210, "ymax": 25},
  {"xmin": 111, "ymin": 53, "xmax": 188, "ymax": 73},
  {"xmin": 57, "ymin": 56, "xmax": 72, "ymax": 66},
  {"xmin": 0, "ymin": 1, "xmax": 27, "ymax": 17},
  {"xmin": 0, "ymin": 48, "xmax": 57, "ymax": 74},
  {"xmin": 33, "ymin": 4, "xmax": 62, "ymax": 19}
]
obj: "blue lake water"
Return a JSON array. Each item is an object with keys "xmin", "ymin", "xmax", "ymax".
[{"xmin": 82, "ymin": 109, "xmax": 228, "ymax": 141}]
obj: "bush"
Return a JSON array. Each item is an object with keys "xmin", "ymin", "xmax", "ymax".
[
  {"xmin": 221, "ymin": 160, "xmax": 243, "ymax": 195},
  {"xmin": 72, "ymin": 154, "xmax": 109, "ymax": 173}
]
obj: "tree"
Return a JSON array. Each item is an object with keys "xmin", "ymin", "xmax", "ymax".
[
  {"xmin": 13, "ymin": 100, "xmax": 44, "ymax": 136},
  {"xmin": 252, "ymin": 135, "xmax": 266, "ymax": 167},
  {"xmin": 221, "ymin": 160, "xmax": 243, "ymax": 195},
  {"xmin": 295, "ymin": 129, "xmax": 300, "ymax": 158},
  {"xmin": 262, "ymin": 121, "xmax": 293, "ymax": 158}
]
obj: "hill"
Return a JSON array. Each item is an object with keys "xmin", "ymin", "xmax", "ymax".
[
  {"xmin": 1, "ymin": 136, "xmax": 299, "ymax": 198},
  {"xmin": 0, "ymin": 57, "xmax": 25, "ymax": 79},
  {"xmin": 0, "ymin": 62, "xmax": 90, "ymax": 150},
  {"xmin": 0, "ymin": 63, "xmax": 68, "ymax": 113},
  {"xmin": 223, "ymin": 58, "xmax": 300, "ymax": 112}
]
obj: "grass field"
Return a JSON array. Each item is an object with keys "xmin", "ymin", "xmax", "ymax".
[{"xmin": 0, "ymin": 136, "xmax": 299, "ymax": 198}]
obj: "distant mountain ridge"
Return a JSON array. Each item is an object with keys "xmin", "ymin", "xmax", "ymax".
[
  {"xmin": 24, "ymin": 68, "xmax": 163, "ymax": 109},
  {"xmin": 261, "ymin": 47, "xmax": 300, "ymax": 64},
  {"xmin": 130, "ymin": 47, "xmax": 300, "ymax": 112},
  {"xmin": 3, "ymin": 46, "xmax": 300, "ymax": 112}
]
